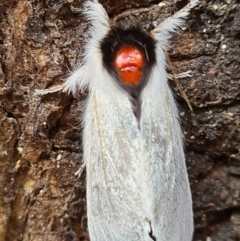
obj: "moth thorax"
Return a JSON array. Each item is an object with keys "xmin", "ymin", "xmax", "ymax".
[{"xmin": 114, "ymin": 46, "xmax": 144, "ymax": 85}]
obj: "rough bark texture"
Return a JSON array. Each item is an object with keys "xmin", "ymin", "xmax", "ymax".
[{"xmin": 0, "ymin": 0, "xmax": 239, "ymax": 240}]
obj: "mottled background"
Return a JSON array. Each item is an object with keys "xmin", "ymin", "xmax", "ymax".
[{"xmin": 0, "ymin": 0, "xmax": 239, "ymax": 240}]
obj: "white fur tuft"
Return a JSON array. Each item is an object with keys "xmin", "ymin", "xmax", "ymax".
[
  {"xmin": 62, "ymin": 0, "xmax": 111, "ymax": 95},
  {"xmin": 152, "ymin": 0, "xmax": 199, "ymax": 49}
]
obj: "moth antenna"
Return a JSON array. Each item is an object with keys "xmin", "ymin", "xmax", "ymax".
[
  {"xmin": 144, "ymin": 44, "xmax": 150, "ymax": 62},
  {"xmin": 152, "ymin": 0, "xmax": 199, "ymax": 49},
  {"xmin": 165, "ymin": 51, "xmax": 194, "ymax": 112},
  {"xmin": 112, "ymin": 7, "xmax": 150, "ymax": 23}
]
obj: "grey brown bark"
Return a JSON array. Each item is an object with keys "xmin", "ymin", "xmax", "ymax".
[{"xmin": 0, "ymin": 0, "xmax": 239, "ymax": 241}]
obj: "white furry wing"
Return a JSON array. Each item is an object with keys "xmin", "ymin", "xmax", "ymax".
[
  {"xmin": 83, "ymin": 58, "xmax": 193, "ymax": 241},
  {"xmin": 84, "ymin": 87, "xmax": 153, "ymax": 241},
  {"xmin": 140, "ymin": 44, "xmax": 193, "ymax": 241}
]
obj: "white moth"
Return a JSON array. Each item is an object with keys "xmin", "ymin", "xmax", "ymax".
[{"xmin": 37, "ymin": 0, "xmax": 198, "ymax": 240}]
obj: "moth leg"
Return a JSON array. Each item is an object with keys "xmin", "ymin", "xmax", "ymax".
[
  {"xmin": 35, "ymin": 64, "xmax": 88, "ymax": 96},
  {"xmin": 74, "ymin": 162, "xmax": 86, "ymax": 178},
  {"xmin": 35, "ymin": 83, "xmax": 67, "ymax": 96},
  {"xmin": 167, "ymin": 70, "xmax": 192, "ymax": 80}
]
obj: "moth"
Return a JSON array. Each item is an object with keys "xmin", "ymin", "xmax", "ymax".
[{"xmin": 37, "ymin": 0, "xmax": 198, "ymax": 240}]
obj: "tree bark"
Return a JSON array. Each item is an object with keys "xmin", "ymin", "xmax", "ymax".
[{"xmin": 0, "ymin": 0, "xmax": 239, "ymax": 240}]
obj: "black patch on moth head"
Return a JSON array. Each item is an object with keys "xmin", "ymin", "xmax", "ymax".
[
  {"xmin": 100, "ymin": 26, "xmax": 156, "ymax": 95},
  {"xmin": 100, "ymin": 26, "xmax": 156, "ymax": 120}
]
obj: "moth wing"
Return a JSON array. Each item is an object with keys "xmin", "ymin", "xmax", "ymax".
[
  {"xmin": 140, "ymin": 54, "xmax": 193, "ymax": 240},
  {"xmin": 84, "ymin": 89, "xmax": 153, "ymax": 241}
]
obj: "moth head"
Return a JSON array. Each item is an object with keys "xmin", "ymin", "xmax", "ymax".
[{"xmin": 100, "ymin": 26, "xmax": 156, "ymax": 95}]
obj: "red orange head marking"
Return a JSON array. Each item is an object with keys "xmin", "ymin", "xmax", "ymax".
[{"xmin": 114, "ymin": 46, "xmax": 144, "ymax": 85}]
